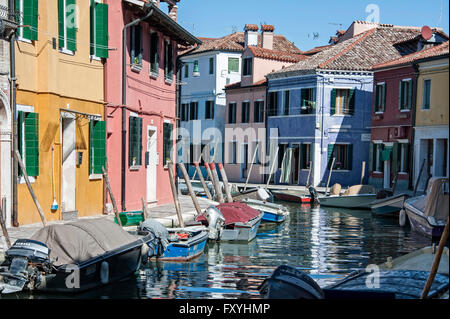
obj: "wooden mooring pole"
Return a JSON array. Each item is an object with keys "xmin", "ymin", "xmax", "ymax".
[
  {"xmin": 141, "ymin": 197, "xmax": 148, "ymax": 220},
  {"xmin": 210, "ymin": 162, "xmax": 224, "ymax": 203},
  {"xmin": 15, "ymin": 150, "xmax": 47, "ymax": 227},
  {"xmin": 167, "ymin": 160, "xmax": 185, "ymax": 228},
  {"xmin": 194, "ymin": 162, "xmax": 212, "ymax": 200},
  {"xmin": 413, "ymin": 159, "xmax": 426, "ymax": 196},
  {"xmin": 0, "ymin": 203, "xmax": 11, "ymax": 248},
  {"xmin": 325, "ymin": 157, "xmax": 336, "ymax": 196},
  {"xmin": 102, "ymin": 166, "xmax": 122, "ymax": 227},
  {"xmin": 360, "ymin": 161, "xmax": 366, "ymax": 185},
  {"xmin": 178, "ymin": 163, "xmax": 203, "ymax": 216},
  {"xmin": 218, "ymin": 163, "xmax": 233, "ymax": 203},
  {"xmin": 266, "ymin": 147, "xmax": 279, "ymax": 189},
  {"xmin": 244, "ymin": 144, "xmax": 259, "ymax": 192}
]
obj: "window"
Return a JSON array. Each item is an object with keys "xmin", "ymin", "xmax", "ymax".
[
  {"xmin": 184, "ymin": 64, "xmax": 189, "ymax": 78},
  {"xmin": 253, "ymin": 141, "xmax": 261, "ymax": 164},
  {"xmin": 422, "ymin": 79, "xmax": 431, "ymax": 110},
  {"xmin": 128, "ymin": 116, "xmax": 142, "ymax": 167},
  {"xmin": 243, "ymin": 57, "xmax": 253, "ymax": 76},
  {"xmin": 331, "ymin": 89, "xmax": 355, "ymax": 115},
  {"xmin": 205, "ymin": 101, "xmax": 214, "ymax": 120},
  {"xmin": 399, "ymin": 79, "xmax": 412, "ymax": 110},
  {"xmin": 164, "ymin": 41, "xmax": 174, "ymax": 80},
  {"xmin": 374, "ymin": 83, "xmax": 386, "ymax": 113},
  {"xmin": 90, "ymin": 0, "xmax": 109, "ymax": 58},
  {"xmin": 209, "ymin": 58, "xmax": 214, "ymax": 75},
  {"xmin": 58, "ymin": 0, "xmax": 77, "ymax": 52},
  {"xmin": 130, "ymin": 24, "xmax": 142, "ymax": 66},
  {"xmin": 189, "ymin": 102, "xmax": 198, "ymax": 120},
  {"xmin": 268, "ymin": 91, "xmax": 279, "ymax": 116},
  {"xmin": 150, "ymin": 32, "xmax": 159, "ymax": 74},
  {"xmin": 300, "ymin": 144, "xmax": 313, "ymax": 169},
  {"xmin": 180, "ymin": 103, "xmax": 189, "ymax": 121},
  {"xmin": 301, "ymin": 88, "xmax": 316, "ymax": 114},
  {"xmin": 254, "ymin": 101, "xmax": 264, "ymax": 123},
  {"xmin": 242, "ymin": 102, "xmax": 250, "ymax": 123},
  {"xmin": 17, "ymin": 110, "xmax": 39, "ymax": 177},
  {"xmin": 278, "ymin": 144, "xmax": 288, "ymax": 169},
  {"xmin": 228, "ymin": 102, "xmax": 236, "ymax": 123},
  {"xmin": 283, "ymin": 91, "xmax": 290, "ymax": 116},
  {"xmin": 328, "ymin": 144, "xmax": 353, "ymax": 171},
  {"xmin": 228, "ymin": 57, "xmax": 239, "ymax": 73},
  {"xmin": 16, "ymin": 0, "xmax": 39, "ymax": 41},
  {"xmin": 369, "ymin": 143, "xmax": 384, "ymax": 173},
  {"xmin": 163, "ymin": 122, "xmax": 173, "ymax": 166},
  {"xmin": 230, "ymin": 141, "xmax": 237, "ymax": 164},
  {"xmin": 89, "ymin": 119, "xmax": 106, "ymax": 175}
]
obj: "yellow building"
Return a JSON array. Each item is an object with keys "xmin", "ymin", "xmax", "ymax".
[
  {"xmin": 413, "ymin": 42, "xmax": 449, "ymax": 191},
  {"xmin": 15, "ymin": 0, "xmax": 109, "ymax": 225}
]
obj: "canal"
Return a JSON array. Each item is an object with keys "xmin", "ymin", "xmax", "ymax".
[{"xmin": 5, "ymin": 203, "xmax": 433, "ymax": 299}]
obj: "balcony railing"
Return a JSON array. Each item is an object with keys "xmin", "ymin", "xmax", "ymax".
[{"xmin": 0, "ymin": 5, "xmax": 19, "ymax": 23}]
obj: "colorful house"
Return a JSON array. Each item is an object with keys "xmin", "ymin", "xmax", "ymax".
[
  {"xmin": 14, "ymin": 0, "xmax": 109, "ymax": 225},
  {"xmin": 0, "ymin": 1, "xmax": 17, "ymax": 227},
  {"xmin": 223, "ymin": 24, "xmax": 306, "ymax": 183},
  {"xmin": 178, "ymin": 25, "xmax": 302, "ymax": 177},
  {"xmin": 369, "ymin": 33, "xmax": 448, "ymax": 191},
  {"xmin": 265, "ymin": 22, "xmax": 427, "ymax": 188},
  {"xmin": 104, "ymin": 0, "xmax": 200, "ymax": 212}
]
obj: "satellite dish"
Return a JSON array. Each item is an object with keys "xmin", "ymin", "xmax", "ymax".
[{"xmin": 421, "ymin": 26, "xmax": 433, "ymax": 41}]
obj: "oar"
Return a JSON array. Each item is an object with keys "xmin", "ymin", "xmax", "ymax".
[
  {"xmin": 413, "ymin": 159, "xmax": 426, "ymax": 196},
  {"xmin": 244, "ymin": 143, "xmax": 259, "ymax": 192},
  {"xmin": 421, "ymin": 217, "xmax": 449, "ymax": 299},
  {"xmin": 325, "ymin": 157, "xmax": 336, "ymax": 196}
]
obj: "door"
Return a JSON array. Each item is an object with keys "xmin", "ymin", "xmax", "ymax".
[
  {"xmin": 383, "ymin": 160, "xmax": 390, "ymax": 189},
  {"xmin": 146, "ymin": 126, "xmax": 157, "ymax": 204},
  {"xmin": 61, "ymin": 116, "xmax": 76, "ymax": 213},
  {"xmin": 292, "ymin": 144, "xmax": 300, "ymax": 185}
]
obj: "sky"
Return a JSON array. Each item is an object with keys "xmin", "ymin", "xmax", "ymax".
[{"xmin": 171, "ymin": 0, "xmax": 449, "ymax": 52}]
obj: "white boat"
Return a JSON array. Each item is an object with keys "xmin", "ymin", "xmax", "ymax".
[
  {"xmin": 240, "ymin": 198, "xmax": 288, "ymax": 223},
  {"xmin": 370, "ymin": 193, "xmax": 409, "ymax": 216},
  {"xmin": 402, "ymin": 177, "xmax": 449, "ymax": 238},
  {"xmin": 318, "ymin": 184, "xmax": 377, "ymax": 209}
]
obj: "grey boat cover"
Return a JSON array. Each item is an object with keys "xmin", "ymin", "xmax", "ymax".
[
  {"xmin": 139, "ymin": 219, "xmax": 169, "ymax": 250},
  {"xmin": 424, "ymin": 177, "xmax": 449, "ymax": 220},
  {"xmin": 342, "ymin": 184, "xmax": 376, "ymax": 196},
  {"xmin": 30, "ymin": 219, "xmax": 137, "ymax": 266}
]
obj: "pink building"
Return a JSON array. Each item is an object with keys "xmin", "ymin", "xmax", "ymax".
[
  {"xmin": 105, "ymin": 0, "xmax": 200, "ymax": 211},
  {"xmin": 224, "ymin": 25, "xmax": 306, "ymax": 183}
]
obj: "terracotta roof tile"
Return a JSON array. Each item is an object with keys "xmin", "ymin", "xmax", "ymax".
[
  {"xmin": 224, "ymin": 78, "xmax": 267, "ymax": 90},
  {"xmin": 245, "ymin": 24, "xmax": 259, "ymax": 31},
  {"xmin": 248, "ymin": 46, "xmax": 307, "ymax": 63},
  {"xmin": 261, "ymin": 24, "xmax": 275, "ymax": 32},
  {"xmin": 372, "ymin": 41, "xmax": 449, "ymax": 69}
]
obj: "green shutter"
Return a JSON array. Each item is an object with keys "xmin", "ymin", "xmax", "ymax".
[
  {"xmin": 382, "ymin": 84, "xmax": 386, "ymax": 112},
  {"xmin": 327, "ymin": 144, "xmax": 335, "ymax": 169},
  {"xmin": 348, "ymin": 89, "xmax": 355, "ymax": 115},
  {"xmin": 407, "ymin": 80, "xmax": 413, "ymax": 109},
  {"xmin": 346, "ymin": 144, "xmax": 353, "ymax": 171},
  {"xmin": 89, "ymin": 0, "xmax": 94, "ymax": 55},
  {"xmin": 92, "ymin": 121, "xmax": 106, "ymax": 174},
  {"xmin": 374, "ymin": 86, "xmax": 379, "ymax": 112},
  {"xmin": 66, "ymin": 0, "xmax": 77, "ymax": 51},
  {"xmin": 22, "ymin": 0, "xmax": 39, "ymax": 40},
  {"xmin": 330, "ymin": 89, "xmax": 336, "ymax": 115},
  {"xmin": 58, "ymin": 0, "xmax": 64, "ymax": 48},
  {"xmin": 137, "ymin": 117, "xmax": 142, "ymax": 166},
  {"xmin": 24, "ymin": 112, "xmax": 39, "ymax": 176},
  {"xmin": 129, "ymin": 117, "xmax": 136, "ymax": 166},
  {"xmin": 228, "ymin": 58, "xmax": 239, "ymax": 73},
  {"xmin": 94, "ymin": 3, "xmax": 109, "ymax": 58},
  {"xmin": 398, "ymin": 81, "xmax": 403, "ymax": 109},
  {"xmin": 392, "ymin": 142, "xmax": 399, "ymax": 176},
  {"xmin": 17, "ymin": 111, "xmax": 24, "ymax": 176},
  {"xmin": 369, "ymin": 143, "xmax": 374, "ymax": 172}
]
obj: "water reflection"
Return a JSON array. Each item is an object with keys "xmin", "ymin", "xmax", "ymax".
[{"xmin": 1, "ymin": 203, "xmax": 433, "ymax": 299}]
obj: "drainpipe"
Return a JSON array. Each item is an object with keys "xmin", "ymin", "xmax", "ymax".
[
  {"xmin": 121, "ymin": 7, "xmax": 154, "ymax": 211},
  {"xmin": 410, "ymin": 63, "xmax": 419, "ymax": 190},
  {"xmin": 9, "ymin": 0, "xmax": 18, "ymax": 226}
]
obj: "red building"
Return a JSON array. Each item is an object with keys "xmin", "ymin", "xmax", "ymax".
[{"xmin": 104, "ymin": 0, "xmax": 200, "ymax": 212}]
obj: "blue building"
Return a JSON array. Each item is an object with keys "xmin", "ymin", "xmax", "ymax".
[{"xmin": 265, "ymin": 22, "xmax": 424, "ymax": 188}]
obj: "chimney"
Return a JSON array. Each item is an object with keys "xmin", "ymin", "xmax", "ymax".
[
  {"xmin": 244, "ymin": 24, "xmax": 259, "ymax": 47},
  {"xmin": 151, "ymin": 0, "xmax": 160, "ymax": 8},
  {"xmin": 168, "ymin": 4, "xmax": 178, "ymax": 22},
  {"xmin": 261, "ymin": 24, "xmax": 274, "ymax": 50}
]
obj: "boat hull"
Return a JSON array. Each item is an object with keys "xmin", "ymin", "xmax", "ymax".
[
  {"xmin": 319, "ymin": 194, "xmax": 377, "ymax": 209},
  {"xmin": 370, "ymin": 194, "xmax": 407, "ymax": 216},
  {"xmin": 152, "ymin": 230, "xmax": 209, "ymax": 262},
  {"xmin": 271, "ymin": 190, "xmax": 311, "ymax": 203},
  {"xmin": 404, "ymin": 201, "xmax": 444, "ymax": 238},
  {"xmin": 262, "ymin": 211, "xmax": 286, "ymax": 223},
  {"xmin": 220, "ymin": 212, "xmax": 263, "ymax": 242}
]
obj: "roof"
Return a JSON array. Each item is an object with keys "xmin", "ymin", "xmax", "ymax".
[
  {"xmin": 268, "ymin": 25, "xmax": 448, "ymax": 78},
  {"xmin": 302, "ymin": 44, "xmax": 334, "ymax": 56},
  {"xmin": 261, "ymin": 24, "xmax": 275, "ymax": 32},
  {"xmin": 224, "ymin": 78, "xmax": 267, "ymax": 90},
  {"xmin": 372, "ymin": 41, "xmax": 449, "ymax": 70},
  {"xmin": 248, "ymin": 46, "xmax": 308, "ymax": 63},
  {"xmin": 179, "ymin": 31, "xmax": 302, "ymax": 57},
  {"xmin": 245, "ymin": 24, "xmax": 259, "ymax": 31}
]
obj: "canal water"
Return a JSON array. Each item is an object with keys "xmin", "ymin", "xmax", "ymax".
[{"xmin": 4, "ymin": 203, "xmax": 433, "ymax": 299}]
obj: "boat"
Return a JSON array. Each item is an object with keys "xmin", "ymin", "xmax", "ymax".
[
  {"xmin": 179, "ymin": 180, "xmax": 215, "ymax": 198},
  {"xmin": 0, "ymin": 219, "xmax": 155, "ymax": 294},
  {"xmin": 232, "ymin": 187, "xmax": 273, "ymax": 202},
  {"xmin": 195, "ymin": 202, "xmax": 264, "ymax": 242},
  {"xmin": 402, "ymin": 177, "xmax": 449, "ymax": 238},
  {"xmin": 271, "ymin": 187, "xmax": 317, "ymax": 204},
  {"xmin": 370, "ymin": 193, "xmax": 409, "ymax": 217},
  {"xmin": 240, "ymin": 198, "xmax": 288, "ymax": 223},
  {"xmin": 318, "ymin": 184, "xmax": 377, "ymax": 209},
  {"xmin": 138, "ymin": 219, "xmax": 209, "ymax": 262},
  {"xmin": 259, "ymin": 246, "xmax": 449, "ymax": 299}
]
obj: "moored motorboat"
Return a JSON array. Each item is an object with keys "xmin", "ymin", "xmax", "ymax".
[
  {"xmin": 402, "ymin": 177, "xmax": 449, "ymax": 238},
  {"xmin": 138, "ymin": 219, "xmax": 209, "ymax": 262},
  {"xmin": 240, "ymin": 198, "xmax": 288, "ymax": 223},
  {"xmin": 318, "ymin": 185, "xmax": 377, "ymax": 209},
  {"xmin": 370, "ymin": 193, "xmax": 409, "ymax": 217},
  {"xmin": 195, "ymin": 202, "xmax": 264, "ymax": 242},
  {"xmin": 271, "ymin": 187, "xmax": 317, "ymax": 204},
  {"xmin": 0, "ymin": 219, "xmax": 155, "ymax": 294}
]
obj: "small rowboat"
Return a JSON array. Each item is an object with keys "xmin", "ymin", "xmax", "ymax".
[
  {"xmin": 271, "ymin": 189, "xmax": 314, "ymax": 204},
  {"xmin": 240, "ymin": 198, "xmax": 288, "ymax": 223},
  {"xmin": 369, "ymin": 193, "xmax": 408, "ymax": 217},
  {"xmin": 318, "ymin": 185, "xmax": 377, "ymax": 209}
]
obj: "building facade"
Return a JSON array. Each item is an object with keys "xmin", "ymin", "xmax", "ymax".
[
  {"xmin": 14, "ymin": 0, "xmax": 108, "ymax": 225},
  {"xmin": 105, "ymin": 0, "xmax": 199, "ymax": 212}
]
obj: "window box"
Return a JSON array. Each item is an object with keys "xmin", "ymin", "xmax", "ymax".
[{"xmin": 131, "ymin": 63, "xmax": 142, "ymax": 73}]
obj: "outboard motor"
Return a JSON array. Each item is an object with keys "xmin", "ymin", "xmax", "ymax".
[
  {"xmin": 204, "ymin": 206, "xmax": 225, "ymax": 240},
  {"xmin": 258, "ymin": 265, "xmax": 324, "ymax": 299},
  {"xmin": 0, "ymin": 239, "xmax": 51, "ymax": 294},
  {"xmin": 308, "ymin": 186, "xmax": 318, "ymax": 202}
]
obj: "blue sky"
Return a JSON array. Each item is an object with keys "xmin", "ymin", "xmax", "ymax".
[{"xmin": 173, "ymin": 0, "xmax": 449, "ymax": 52}]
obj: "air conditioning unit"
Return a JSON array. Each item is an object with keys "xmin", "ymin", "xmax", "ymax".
[{"xmin": 393, "ymin": 126, "xmax": 406, "ymax": 138}]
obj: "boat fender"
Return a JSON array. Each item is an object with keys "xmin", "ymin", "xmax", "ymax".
[
  {"xmin": 141, "ymin": 244, "xmax": 149, "ymax": 265},
  {"xmin": 100, "ymin": 261, "xmax": 109, "ymax": 285},
  {"xmin": 399, "ymin": 209, "xmax": 407, "ymax": 227}
]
